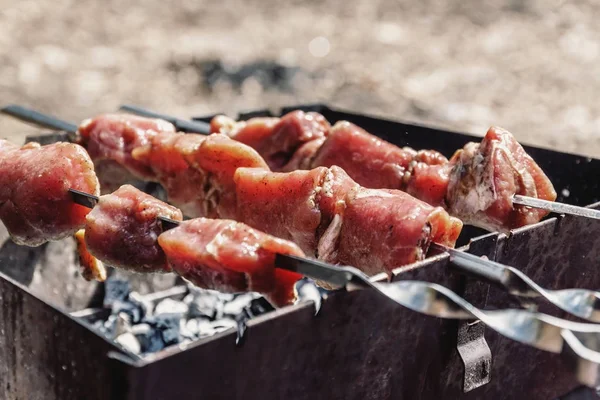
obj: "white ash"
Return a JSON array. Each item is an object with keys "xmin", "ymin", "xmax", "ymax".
[{"xmin": 87, "ymin": 276, "xmax": 276, "ymax": 357}]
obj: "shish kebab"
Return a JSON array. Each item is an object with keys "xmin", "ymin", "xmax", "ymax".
[
  {"xmin": 117, "ymin": 104, "xmax": 600, "ymax": 230},
  {"xmin": 6, "ymin": 142, "xmax": 600, "ymax": 383},
  {"xmin": 0, "ymin": 107, "xmax": 464, "ymax": 277},
  {"xmin": 3, "ymin": 111, "xmax": 600, "ymax": 321}
]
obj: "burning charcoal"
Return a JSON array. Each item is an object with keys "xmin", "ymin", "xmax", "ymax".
[
  {"xmin": 103, "ymin": 276, "xmax": 131, "ymax": 308},
  {"xmin": 115, "ymin": 313, "xmax": 131, "ymax": 335},
  {"xmin": 245, "ymin": 297, "xmax": 276, "ymax": 318},
  {"xmin": 155, "ymin": 298, "xmax": 189, "ymax": 317},
  {"xmin": 115, "ymin": 332, "xmax": 141, "ymax": 355},
  {"xmin": 144, "ymin": 314, "xmax": 182, "ymax": 349},
  {"xmin": 130, "ymin": 323, "xmax": 163, "ymax": 354},
  {"xmin": 183, "ymin": 318, "xmax": 212, "ymax": 339},
  {"xmin": 186, "ymin": 291, "xmax": 220, "ymax": 320},
  {"xmin": 111, "ymin": 300, "xmax": 144, "ymax": 324},
  {"xmin": 128, "ymin": 291, "xmax": 153, "ymax": 320},
  {"xmin": 222, "ymin": 293, "xmax": 260, "ymax": 317},
  {"xmin": 209, "ymin": 318, "xmax": 238, "ymax": 334}
]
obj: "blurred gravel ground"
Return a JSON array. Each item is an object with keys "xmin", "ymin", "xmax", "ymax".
[{"xmin": 1, "ymin": 0, "xmax": 600, "ymax": 156}]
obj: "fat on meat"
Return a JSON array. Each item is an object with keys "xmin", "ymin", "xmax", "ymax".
[
  {"xmin": 211, "ymin": 111, "xmax": 330, "ymax": 170},
  {"xmin": 446, "ymin": 126, "xmax": 557, "ymax": 232},
  {"xmin": 0, "ymin": 140, "xmax": 100, "ymax": 246},
  {"xmin": 84, "ymin": 185, "xmax": 183, "ymax": 273},
  {"xmin": 77, "ymin": 113, "xmax": 176, "ymax": 191},
  {"xmin": 158, "ymin": 218, "xmax": 303, "ymax": 307}
]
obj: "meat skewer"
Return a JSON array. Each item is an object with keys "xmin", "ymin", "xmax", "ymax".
[
  {"xmin": 116, "ymin": 105, "xmax": 600, "ymax": 231},
  {"xmin": 3, "ymin": 115, "xmax": 600, "ymax": 323},
  {"xmin": 71, "ymin": 185, "xmax": 303, "ymax": 307},
  {"xmin": 5, "ymin": 110, "xmax": 600, "ymax": 382},
  {"xmin": 15, "ymin": 180, "xmax": 600, "ymax": 373},
  {"xmin": 0, "ymin": 105, "xmax": 465, "ymax": 276}
]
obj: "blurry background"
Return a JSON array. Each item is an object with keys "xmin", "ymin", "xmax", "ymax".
[{"xmin": 1, "ymin": 0, "xmax": 599, "ymax": 156}]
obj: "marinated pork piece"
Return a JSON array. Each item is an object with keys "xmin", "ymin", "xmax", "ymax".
[
  {"xmin": 0, "ymin": 140, "xmax": 100, "ymax": 246},
  {"xmin": 132, "ymin": 132, "xmax": 208, "ymax": 217},
  {"xmin": 211, "ymin": 111, "xmax": 330, "ymax": 170},
  {"xmin": 234, "ymin": 166, "xmax": 462, "ymax": 275},
  {"xmin": 74, "ymin": 229, "xmax": 107, "ymax": 281},
  {"xmin": 235, "ymin": 167, "xmax": 326, "ymax": 255},
  {"xmin": 77, "ymin": 113, "xmax": 176, "ymax": 191},
  {"xmin": 311, "ymin": 121, "xmax": 448, "ymax": 191},
  {"xmin": 446, "ymin": 126, "xmax": 557, "ymax": 232},
  {"xmin": 182, "ymin": 133, "xmax": 269, "ymax": 219},
  {"xmin": 84, "ymin": 185, "xmax": 183, "ymax": 273},
  {"xmin": 158, "ymin": 218, "xmax": 303, "ymax": 307}
]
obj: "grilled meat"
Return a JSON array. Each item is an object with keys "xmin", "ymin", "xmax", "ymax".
[
  {"xmin": 84, "ymin": 184, "xmax": 183, "ymax": 273},
  {"xmin": 235, "ymin": 166, "xmax": 462, "ymax": 274},
  {"xmin": 77, "ymin": 113, "xmax": 175, "ymax": 191},
  {"xmin": 211, "ymin": 110, "xmax": 330, "ymax": 170},
  {"xmin": 446, "ymin": 126, "xmax": 557, "ymax": 231},
  {"xmin": 159, "ymin": 218, "xmax": 303, "ymax": 307},
  {"xmin": 133, "ymin": 132, "xmax": 268, "ymax": 219},
  {"xmin": 212, "ymin": 114, "xmax": 556, "ymax": 232},
  {"xmin": 0, "ymin": 140, "xmax": 100, "ymax": 246}
]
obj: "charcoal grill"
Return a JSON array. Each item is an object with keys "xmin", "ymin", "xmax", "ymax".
[{"xmin": 1, "ymin": 104, "xmax": 600, "ymax": 399}]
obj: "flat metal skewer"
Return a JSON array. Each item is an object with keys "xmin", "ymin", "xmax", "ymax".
[
  {"xmin": 1, "ymin": 104, "xmax": 78, "ymax": 134},
  {"xmin": 119, "ymin": 104, "xmax": 210, "ymax": 134},
  {"xmin": 431, "ymin": 243, "xmax": 600, "ymax": 322},
  {"xmin": 513, "ymin": 194, "xmax": 600, "ymax": 220},
  {"xmin": 278, "ymin": 254, "xmax": 600, "ymax": 388}
]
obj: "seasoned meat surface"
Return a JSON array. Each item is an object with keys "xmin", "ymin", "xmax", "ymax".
[
  {"xmin": 183, "ymin": 133, "xmax": 269, "ymax": 219},
  {"xmin": 446, "ymin": 126, "xmax": 557, "ymax": 232},
  {"xmin": 84, "ymin": 185, "xmax": 183, "ymax": 273},
  {"xmin": 235, "ymin": 167, "xmax": 326, "ymax": 256},
  {"xmin": 311, "ymin": 121, "xmax": 448, "ymax": 191},
  {"xmin": 158, "ymin": 218, "xmax": 303, "ymax": 307},
  {"xmin": 0, "ymin": 140, "xmax": 100, "ymax": 246},
  {"xmin": 212, "ymin": 111, "xmax": 330, "ymax": 170},
  {"xmin": 132, "ymin": 132, "xmax": 208, "ymax": 217},
  {"xmin": 77, "ymin": 113, "xmax": 176, "ymax": 191},
  {"xmin": 234, "ymin": 165, "xmax": 462, "ymax": 275},
  {"xmin": 316, "ymin": 167, "xmax": 462, "ymax": 274}
]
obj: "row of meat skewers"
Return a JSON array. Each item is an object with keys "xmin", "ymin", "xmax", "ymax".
[
  {"xmin": 0, "ymin": 106, "xmax": 562, "ymax": 308},
  {"xmin": 8, "ymin": 106, "xmax": 600, "ymax": 389}
]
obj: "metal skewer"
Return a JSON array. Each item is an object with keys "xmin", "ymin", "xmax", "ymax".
[
  {"xmin": 119, "ymin": 104, "xmax": 211, "ymax": 134},
  {"xmin": 431, "ymin": 243, "xmax": 600, "ymax": 322},
  {"xmin": 280, "ymin": 254, "xmax": 600, "ymax": 387}
]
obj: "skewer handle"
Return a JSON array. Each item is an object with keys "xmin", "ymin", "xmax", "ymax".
[
  {"xmin": 119, "ymin": 104, "xmax": 211, "ymax": 134},
  {"xmin": 1, "ymin": 105, "xmax": 78, "ymax": 134}
]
